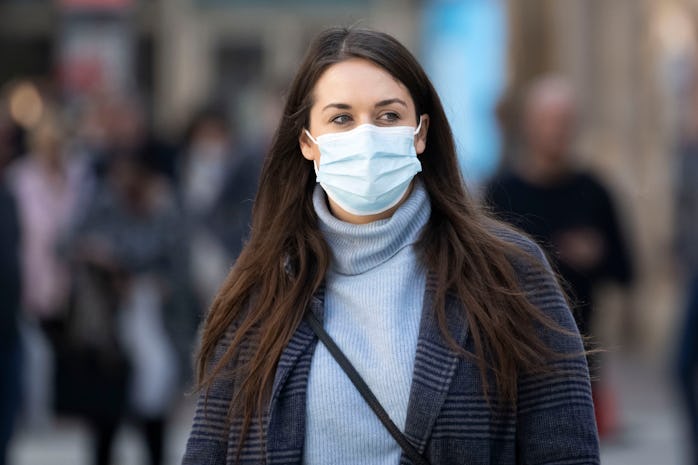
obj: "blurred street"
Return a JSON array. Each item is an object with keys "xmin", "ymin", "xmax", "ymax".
[
  {"xmin": 601, "ymin": 356, "xmax": 685, "ymax": 465},
  {"xmin": 9, "ymin": 401, "xmax": 195, "ymax": 465}
]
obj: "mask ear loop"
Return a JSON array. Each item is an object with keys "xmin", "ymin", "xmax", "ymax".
[
  {"xmin": 304, "ymin": 129, "xmax": 320, "ymax": 176},
  {"xmin": 304, "ymin": 129, "xmax": 319, "ymax": 145},
  {"xmin": 413, "ymin": 116, "xmax": 423, "ymax": 135}
]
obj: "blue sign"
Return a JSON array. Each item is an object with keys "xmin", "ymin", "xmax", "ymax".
[{"xmin": 421, "ymin": 0, "xmax": 506, "ymax": 186}]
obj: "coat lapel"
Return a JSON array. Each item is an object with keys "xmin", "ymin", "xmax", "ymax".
[
  {"xmin": 265, "ymin": 287, "xmax": 325, "ymax": 465},
  {"xmin": 268, "ymin": 291, "xmax": 324, "ymax": 405},
  {"xmin": 402, "ymin": 273, "xmax": 470, "ymax": 455}
]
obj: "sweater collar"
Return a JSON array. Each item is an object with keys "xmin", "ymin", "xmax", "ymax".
[{"xmin": 312, "ymin": 178, "xmax": 431, "ymax": 276}]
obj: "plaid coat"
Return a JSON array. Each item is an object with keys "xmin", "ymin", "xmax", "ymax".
[{"xmin": 182, "ymin": 230, "xmax": 600, "ymax": 465}]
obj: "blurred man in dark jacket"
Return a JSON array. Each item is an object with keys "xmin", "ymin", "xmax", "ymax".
[{"xmin": 486, "ymin": 76, "xmax": 634, "ymax": 438}]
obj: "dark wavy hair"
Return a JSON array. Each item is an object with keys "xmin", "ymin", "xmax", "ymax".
[{"xmin": 196, "ymin": 26, "xmax": 567, "ymax": 456}]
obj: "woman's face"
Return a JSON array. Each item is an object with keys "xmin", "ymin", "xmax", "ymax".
[{"xmin": 299, "ymin": 58, "xmax": 429, "ymax": 223}]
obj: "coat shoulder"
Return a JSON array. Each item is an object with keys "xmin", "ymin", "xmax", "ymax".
[
  {"xmin": 486, "ymin": 220, "xmax": 581, "ymax": 344},
  {"xmin": 487, "ymin": 220, "xmax": 549, "ymax": 269}
]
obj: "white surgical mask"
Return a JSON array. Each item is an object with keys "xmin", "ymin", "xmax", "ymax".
[{"xmin": 304, "ymin": 118, "xmax": 423, "ymax": 215}]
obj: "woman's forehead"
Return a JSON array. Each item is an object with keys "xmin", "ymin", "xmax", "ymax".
[{"xmin": 311, "ymin": 58, "xmax": 413, "ymax": 109}]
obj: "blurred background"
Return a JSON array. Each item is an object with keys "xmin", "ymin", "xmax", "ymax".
[{"xmin": 0, "ymin": 0, "xmax": 696, "ymax": 464}]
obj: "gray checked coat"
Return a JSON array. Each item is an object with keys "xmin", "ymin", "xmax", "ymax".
[{"xmin": 182, "ymin": 229, "xmax": 600, "ymax": 465}]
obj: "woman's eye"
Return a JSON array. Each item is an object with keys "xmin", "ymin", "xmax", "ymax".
[
  {"xmin": 331, "ymin": 114, "xmax": 352, "ymax": 125},
  {"xmin": 379, "ymin": 112, "xmax": 401, "ymax": 122}
]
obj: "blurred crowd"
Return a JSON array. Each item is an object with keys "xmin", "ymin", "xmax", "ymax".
[{"xmin": 0, "ymin": 84, "xmax": 263, "ymax": 465}]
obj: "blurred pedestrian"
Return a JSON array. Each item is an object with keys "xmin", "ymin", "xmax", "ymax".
[
  {"xmin": 182, "ymin": 27, "xmax": 599, "ymax": 465},
  {"xmin": 674, "ymin": 111, "xmax": 698, "ymax": 464},
  {"xmin": 6, "ymin": 113, "xmax": 87, "ymax": 428},
  {"xmin": 174, "ymin": 106, "xmax": 262, "ymax": 387},
  {"xmin": 179, "ymin": 107, "xmax": 238, "ymax": 307},
  {"xmin": 62, "ymin": 149, "xmax": 183, "ymax": 465},
  {"xmin": 178, "ymin": 107, "xmax": 260, "ymax": 308},
  {"xmin": 7, "ymin": 114, "xmax": 85, "ymax": 327},
  {"xmin": 485, "ymin": 75, "xmax": 634, "ymax": 438},
  {"xmin": 0, "ymin": 118, "xmax": 22, "ymax": 465}
]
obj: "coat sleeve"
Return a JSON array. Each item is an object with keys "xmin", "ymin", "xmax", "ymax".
[
  {"xmin": 513, "ymin": 236, "xmax": 601, "ymax": 465},
  {"xmin": 181, "ymin": 330, "xmax": 236, "ymax": 465}
]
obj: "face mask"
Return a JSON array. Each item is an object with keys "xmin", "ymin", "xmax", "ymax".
[{"xmin": 304, "ymin": 118, "xmax": 423, "ymax": 216}]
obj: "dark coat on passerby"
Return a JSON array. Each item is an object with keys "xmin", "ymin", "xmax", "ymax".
[
  {"xmin": 206, "ymin": 150, "xmax": 261, "ymax": 260},
  {"xmin": 0, "ymin": 182, "xmax": 21, "ymax": 347},
  {"xmin": 0, "ymin": 179, "xmax": 22, "ymax": 465},
  {"xmin": 485, "ymin": 170, "xmax": 633, "ymax": 338},
  {"xmin": 674, "ymin": 140, "xmax": 698, "ymax": 463}
]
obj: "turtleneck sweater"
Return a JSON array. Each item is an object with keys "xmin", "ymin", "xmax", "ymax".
[{"xmin": 303, "ymin": 179, "xmax": 431, "ymax": 465}]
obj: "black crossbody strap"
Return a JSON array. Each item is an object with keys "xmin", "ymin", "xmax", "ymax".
[{"xmin": 304, "ymin": 312, "xmax": 431, "ymax": 465}]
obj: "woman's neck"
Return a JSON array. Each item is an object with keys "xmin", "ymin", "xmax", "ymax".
[{"xmin": 313, "ymin": 179, "xmax": 430, "ymax": 275}]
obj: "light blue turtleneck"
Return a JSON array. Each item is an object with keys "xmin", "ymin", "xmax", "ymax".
[{"xmin": 303, "ymin": 179, "xmax": 431, "ymax": 465}]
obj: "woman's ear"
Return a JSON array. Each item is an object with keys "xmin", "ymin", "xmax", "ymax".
[
  {"xmin": 299, "ymin": 130, "xmax": 316, "ymax": 161},
  {"xmin": 415, "ymin": 114, "xmax": 430, "ymax": 155}
]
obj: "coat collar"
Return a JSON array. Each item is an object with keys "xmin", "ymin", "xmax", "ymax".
[
  {"xmin": 402, "ymin": 274, "xmax": 470, "ymax": 455},
  {"xmin": 265, "ymin": 287, "xmax": 325, "ymax": 464},
  {"xmin": 265, "ymin": 275, "xmax": 469, "ymax": 463},
  {"xmin": 269, "ymin": 286, "xmax": 325, "ymax": 410}
]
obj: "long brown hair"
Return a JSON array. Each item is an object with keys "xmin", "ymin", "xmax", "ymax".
[{"xmin": 196, "ymin": 26, "xmax": 568, "ymax": 449}]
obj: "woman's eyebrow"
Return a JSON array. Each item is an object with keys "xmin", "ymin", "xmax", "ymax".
[
  {"xmin": 322, "ymin": 102, "xmax": 352, "ymax": 112},
  {"xmin": 375, "ymin": 98, "xmax": 407, "ymax": 108}
]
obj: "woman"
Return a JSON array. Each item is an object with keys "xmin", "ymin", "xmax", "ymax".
[
  {"xmin": 8, "ymin": 114, "xmax": 84, "ymax": 323},
  {"xmin": 7, "ymin": 114, "xmax": 87, "ymax": 428},
  {"xmin": 183, "ymin": 27, "xmax": 599, "ymax": 465}
]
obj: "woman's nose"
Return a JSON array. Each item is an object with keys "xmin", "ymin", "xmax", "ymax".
[{"xmin": 356, "ymin": 114, "xmax": 374, "ymax": 125}]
